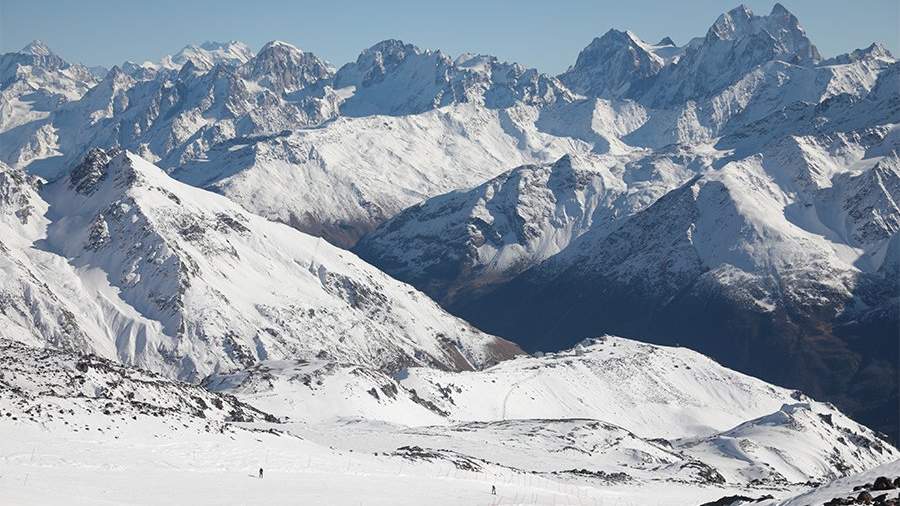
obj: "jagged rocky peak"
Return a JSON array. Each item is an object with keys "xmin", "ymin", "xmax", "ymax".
[
  {"xmin": 336, "ymin": 38, "xmax": 569, "ymax": 113},
  {"xmin": 2, "ymin": 39, "xmax": 69, "ymax": 74},
  {"xmin": 826, "ymin": 152, "xmax": 900, "ymax": 249},
  {"xmin": 559, "ymin": 29, "xmax": 669, "ymax": 98},
  {"xmin": 634, "ymin": 3, "xmax": 822, "ymax": 107},
  {"xmin": 242, "ymin": 40, "xmax": 333, "ymax": 94},
  {"xmin": 822, "ymin": 42, "xmax": 896, "ymax": 66},
  {"xmin": 706, "ymin": 3, "xmax": 820, "ymax": 63},
  {"xmin": 334, "ymin": 38, "xmax": 430, "ymax": 88},
  {"xmin": 93, "ymin": 64, "xmax": 138, "ymax": 95},
  {"xmin": 21, "ymin": 39, "xmax": 53, "ymax": 56}
]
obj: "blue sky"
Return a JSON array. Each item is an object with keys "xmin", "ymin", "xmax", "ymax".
[{"xmin": 1, "ymin": 0, "xmax": 897, "ymax": 74}]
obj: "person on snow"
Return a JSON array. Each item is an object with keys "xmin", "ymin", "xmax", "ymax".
[
  {"xmin": 491, "ymin": 485, "xmax": 496, "ymax": 495},
  {"xmin": 259, "ymin": 468, "xmax": 264, "ymax": 479}
]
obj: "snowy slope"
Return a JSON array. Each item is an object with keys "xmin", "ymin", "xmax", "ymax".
[
  {"xmin": 0, "ymin": 149, "xmax": 520, "ymax": 381},
  {"xmin": 205, "ymin": 335, "xmax": 898, "ymax": 491},
  {"xmin": 173, "ymin": 101, "xmax": 626, "ymax": 247},
  {"xmin": 210, "ymin": 335, "xmax": 810, "ymax": 438},
  {"xmin": 0, "ymin": 160, "xmax": 117, "ymax": 353},
  {"xmin": 2, "ymin": 335, "xmax": 882, "ymax": 505},
  {"xmin": 677, "ymin": 401, "xmax": 898, "ymax": 485},
  {"xmin": 11, "ymin": 338, "xmax": 890, "ymax": 506},
  {"xmin": 402, "ymin": 336, "xmax": 799, "ymax": 438},
  {"xmin": 202, "ymin": 358, "xmax": 449, "ymax": 427}
]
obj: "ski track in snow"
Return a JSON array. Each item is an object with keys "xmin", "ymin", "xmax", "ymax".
[{"xmin": 501, "ymin": 369, "xmax": 542, "ymax": 421}]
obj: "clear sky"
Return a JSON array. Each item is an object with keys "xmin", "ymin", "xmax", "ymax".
[{"xmin": 1, "ymin": 0, "xmax": 897, "ymax": 74}]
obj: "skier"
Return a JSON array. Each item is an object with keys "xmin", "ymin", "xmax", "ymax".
[
  {"xmin": 259, "ymin": 468, "xmax": 264, "ymax": 479},
  {"xmin": 491, "ymin": 485, "xmax": 496, "ymax": 495}
]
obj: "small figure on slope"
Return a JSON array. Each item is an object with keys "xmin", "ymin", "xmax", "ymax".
[{"xmin": 259, "ymin": 468, "xmax": 264, "ymax": 479}]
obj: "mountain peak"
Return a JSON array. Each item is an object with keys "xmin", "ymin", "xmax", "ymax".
[
  {"xmin": 258, "ymin": 39, "xmax": 302, "ymax": 55},
  {"xmin": 334, "ymin": 39, "xmax": 426, "ymax": 90},
  {"xmin": 657, "ymin": 36, "xmax": 676, "ymax": 47},
  {"xmin": 770, "ymin": 2, "xmax": 791, "ymax": 16},
  {"xmin": 595, "ymin": 28, "xmax": 639, "ymax": 45},
  {"xmin": 709, "ymin": 5, "xmax": 756, "ymax": 41},
  {"xmin": 858, "ymin": 42, "xmax": 894, "ymax": 60},
  {"xmin": 707, "ymin": 2, "xmax": 816, "ymax": 60},
  {"xmin": 69, "ymin": 147, "xmax": 123, "ymax": 195},
  {"xmin": 244, "ymin": 40, "xmax": 332, "ymax": 93},
  {"xmin": 821, "ymin": 42, "xmax": 896, "ymax": 66},
  {"xmin": 559, "ymin": 28, "xmax": 666, "ymax": 98},
  {"xmin": 198, "ymin": 40, "xmax": 246, "ymax": 52},
  {"xmin": 20, "ymin": 39, "xmax": 52, "ymax": 56},
  {"xmin": 365, "ymin": 39, "xmax": 421, "ymax": 55}
]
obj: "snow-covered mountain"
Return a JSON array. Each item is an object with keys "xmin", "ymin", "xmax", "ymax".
[
  {"xmin": 0, "ymin": 38, "xmax": 592, "ymax": 246},
  {"xmin": 0, "ymin": 149, "xmax": 520, "ymax": 380},
  {"xmin": 2, "ymin": 5, "xmax": 893, "ymax": 440},
  {"xmin": 559, "ymin": 29, "xmax": 679, "ymax": 99},
  {"xmin": 346, "ymin": 5, "xmax": 899, "ymax": 441},
  {"xmin": 0, "ymin": 6, "xmax": 898, "ymax": 502},
  {"xmin": 448, "ymin": 149, "xmax": 898, "ymax": 437},
  {"xmin": 165, "ymin": 40, "xmax": 255, "ymax": 71},
  {"xmin": 639, "ymin": 3, "xmax": 821, "ymax": 107},
  {"xmin": 0, "ymin": 40, "xmax": 98, "ymax": 133},
  {"xmin": 355, "ymin": 155, "xmax": 623, "ymax": 303},
  {"xmin": 204, "ymin": 336, "xmax": 898, "ymax": 490},
  {"xmin": 334, "ymin": 39, "xmax": 573, "ymax": 116}
]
